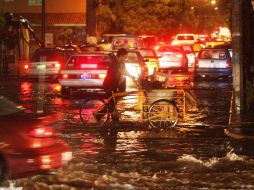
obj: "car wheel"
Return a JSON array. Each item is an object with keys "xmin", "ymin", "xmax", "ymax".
[{"xmin": 0, "ymin": 155, "xmax": 8, "ymax": 184}]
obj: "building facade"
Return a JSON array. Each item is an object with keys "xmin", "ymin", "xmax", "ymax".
[{"xmin": 1, "ymin": 0, "xmax": 87, "ymax": 46}]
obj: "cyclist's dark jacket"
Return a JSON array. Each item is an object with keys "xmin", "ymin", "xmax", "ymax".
[{"xmin": 103, "ymin": 54, "xmax": 125, "ymax": 93}]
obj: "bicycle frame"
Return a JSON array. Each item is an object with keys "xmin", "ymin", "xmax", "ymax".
[{"xmin": 80, "ymin": 78, "xmax": 190, "ymax": 128}]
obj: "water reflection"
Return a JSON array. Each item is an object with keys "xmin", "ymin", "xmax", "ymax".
[{"xmin": 20, "ymin": 82, "xmax": 32, "ymax": 101}]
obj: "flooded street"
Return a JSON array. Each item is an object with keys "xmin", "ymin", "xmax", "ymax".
[{"xmin": 1, "ymin": 77, "xmax": 254, "ymax": 189}]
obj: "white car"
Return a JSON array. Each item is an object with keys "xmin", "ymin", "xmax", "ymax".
[
  {"xmin": 58, "ymin": 52, "xmax": 115, "ymax": 94},
  {"xmin": 155, "ymin": 45, "xmax": 188, "ymax": 72},
  {"xmin": 22, "ymin": 47, "xmax": 75, "ymax": 80},
  {"xmin": 171, "ymin": 34, "xmax": 197, "ymax": 46},
  {"xmin": 195, "ymin": 48, "xmax": 232, "ymax": 79}
]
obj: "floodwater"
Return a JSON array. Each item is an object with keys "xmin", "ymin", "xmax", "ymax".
[{"xmin": 1, "ymin": 78, "xmax": 254, "ymax": 190}]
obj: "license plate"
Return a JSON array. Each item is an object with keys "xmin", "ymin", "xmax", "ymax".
[
  {"xmin": 81, "ymin": 73, "xmax": 91, "ymax": 80},
  {"xmin": 37, "ymin": 64, "xmax": 46, "ymax": 70}
]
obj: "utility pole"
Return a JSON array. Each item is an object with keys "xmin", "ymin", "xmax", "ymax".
[
  {"xmin": 41, "ymin": 0, "xmax": 45, "ymax": 48},
  {"xmin": 231, "ymin": 0, "xmax": 244, "ymax": 123},
  {"xmin": 86, "ymin": 0, "xmax": 97, "ymax": 38}
]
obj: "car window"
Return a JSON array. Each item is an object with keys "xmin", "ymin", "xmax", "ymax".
[
  {"xmin": 181, "ymin": 45, "xmax": 193, "ymax": 53},
  {"xmin": 200, "ymin": 50, "xmax": 227, "ymax": 59},
  {"xmin": 177, "ymin": 36, "xmax": 195, "ymax": 40},
  {"xmin": 138, "ymin": 49, "xmax": 156, "ymax": 57},
  {"xmin": 66, "ymin": 55, "xmax": 112, "ymax": 69},
  {"xmin": 126, "ymin": 52, "xmax": 139, "ymax": 62},
  {"xmin": 31, "ymin": 49, "xmax": 65, "ymax": 62},
  {"xmin": 157, "ymin": 46, "xmax": 178, "ymax": 52}
]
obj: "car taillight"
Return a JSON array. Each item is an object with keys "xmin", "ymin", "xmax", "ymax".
[
  {"xmin": 54, "ymin": 63, "xmax": 61, "ymax": 68},
  {"xmin": 24, "ymin": 64, "xmax": 30, "ymax": 69},
  {"xmin": 62, "ymin": 74, "xmax": 68, "ymax": 79},
  {"xmin": 98, "ymin": 74, "xmax": 106, "ymax": 79},
  {"xmin": 226, "ymin": 60, "xmax": 232, "ymax": 68},
  {"xmin": 195, "ymin": 60, "xmax": 199, "ymax": 67},
  {"xmin": 176, "ymin": 54, "xmax": 183, "ymax": 58},
  {"xmin": 28, "ymin": 127, "xmax": 55, "ymax": 138}
]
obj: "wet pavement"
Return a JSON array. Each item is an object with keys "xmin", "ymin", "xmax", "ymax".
[{"xmin": 1, "ymin": 77, "xmax": 254, "ymax": 190}]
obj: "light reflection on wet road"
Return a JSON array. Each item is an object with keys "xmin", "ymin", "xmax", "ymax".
[{"xmin": 1, "ymin": 78, "xmax": 254, "ymax": 189}]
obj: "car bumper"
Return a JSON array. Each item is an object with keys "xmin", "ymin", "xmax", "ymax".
[
  {"xmin": 23, "ymin": 70, "xmax": 59, "ymax": 77},
  {"xmin": 59, "ymin": 79, "xmax": 104, "ymax": 89},
  {"xmin": 195, "ymin": 68, "xmax": 232, "ymax": 77}
]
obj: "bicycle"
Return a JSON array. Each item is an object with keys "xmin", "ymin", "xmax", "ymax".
[{"xmin": 79, "ymin": 79, "xmax": 187, "ymax": 129}]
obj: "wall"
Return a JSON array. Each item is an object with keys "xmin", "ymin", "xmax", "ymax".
[{"xmin": 1, "ymin": 0, "xmax": 86, "ymax": 13}]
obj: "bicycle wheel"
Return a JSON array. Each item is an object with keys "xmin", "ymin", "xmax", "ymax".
[
  {"xmin": 148, "ymin": 99, "xmax": 178, "ymax": 128},
  {"xmin": 80, "ymin": 98, "xmax": 110, "ymax": 126}
]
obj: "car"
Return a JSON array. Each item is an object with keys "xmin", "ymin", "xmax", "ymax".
[
  {"xmin": 124, "ymin": 50, "xmax": 148, "ymax": 88},
  {"xmin": 195, "ymin": 48, "xmax": 232, "ymax": 79},
  {"xmin": 139, "ymin": 35, "xmax": 158, "ymax": 50},
  {"xmin": 173, "ymin": 44, "xmax": 196, "ymax": 72},
  {"xmin": 98, "ymin": 33, "xmax": 127, "ymax": 51},
  {"xmin": 110, "ymin": 50, "xmax": 148, "ymax": 90},
  {"xmin": 22, "ymin": 47, "xmax": 76, "ymax": 80},
  {"xmin": 171, "ymin": 33, "xmax": 197, "ymax": 46},
  {"xmin": 111, "ymin": 35, "xmax": 145, "ymax": 51},
  {"xmin": 136, "ymin": 48, "xmax": 159, "ymax": 77},
  {"xmin": 155, "ymin": 45, "xmax": 188, "ymax": 73},
  {"xmin": 58, "ymin": 52, "xmax": 115, "ymax": 94},
  {"xmin": 0, "ymin": 96, "xmax": 72, "ymax": 183}
]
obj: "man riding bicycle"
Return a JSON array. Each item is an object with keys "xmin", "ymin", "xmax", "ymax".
[{"xmin": 96, "ymin": 48, "xmax": 135, "ymax": 121}]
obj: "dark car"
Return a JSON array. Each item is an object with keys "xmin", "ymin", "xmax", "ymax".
[
  {"xmin": 22, "ymin": 47, "xmax": 76, "ymax": 80},
  {"xmin": 0, "ymin": 96, "xmax": 72, "ymax": 183}
]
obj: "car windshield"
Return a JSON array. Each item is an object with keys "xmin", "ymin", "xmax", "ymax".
[
  {"xmin": 142, "ymin": 37, "xmax": 157, "ymax": 48},
  {"xmin": 200, "ymin": 49, "xmax": 227, "ymax": 59},
  {"xmin": 126, "ymin": 52, "xmax": 139, "ymax": 62},
  {"xmin": 31, "ymin": 49, "xmax": 64, "ymax": 62},
  {"xmin": 177, "ymin": 36, "xmax": 195, "ymax": 40},
  {"xmin": 66, "ymin": 55, "xmax": 112, "ymax": 68},
  {"xmin": 157, "ymin": 46, "xmax": 179, "ymax": 52},
  {"xmin": 0, "ymin": 96, "xmax": 22, "ymax": 116},
  {"xmin": 181, "ymin": 45, "xmax": 193, "ymax": 53},
  {"xmin": 138, "ymin": 49, "xmax": 156, "ymax": 57}
]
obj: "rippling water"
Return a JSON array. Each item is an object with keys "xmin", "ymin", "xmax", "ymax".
[{"xmin": 2, "ymin": 79, "xmax": 254, "ymax": 189}]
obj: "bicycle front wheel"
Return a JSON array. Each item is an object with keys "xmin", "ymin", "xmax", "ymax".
[
  {"xmin": 80, "ymin": 98, "xmax": 110, "ymax": 126},
  {"xmin": 148, "ymin": 99, "xmax": 178, "ymax": 129}
]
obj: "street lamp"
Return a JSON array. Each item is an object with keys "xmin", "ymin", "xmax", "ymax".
[{"xmin": 211, "ymin": 0, "xmax": 216, "ymax": 5}]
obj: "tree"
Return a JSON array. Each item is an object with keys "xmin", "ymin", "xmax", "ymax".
[
  {"xmin": 97, "ymin": 0, "xmax": 232, "ymax": 37},
  {"xmin": 96, "ymin": 2, "xmax": 115, "ymax": 37},
  {"xmin": 106, "ymin": 0, "xmax": 195, "ymax": 36}
]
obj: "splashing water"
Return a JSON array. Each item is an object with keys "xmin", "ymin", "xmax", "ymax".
[{"xmin": 0, "ymin": 183, "xmax": 22, "ymax": 190}]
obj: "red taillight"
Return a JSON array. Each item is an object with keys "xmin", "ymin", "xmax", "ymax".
[
  {"xmin": 24, "ymin": 64, "xmax": 30, "ymax": 69},
  {"xmin": 195, "ymin": 60, "xmax": 199, "ymax": 68},
  {"xmin": 226, "ymin": 60, "xmax": 232, "ymax": 68},
  {"xmin": 176, "ymin": 54, "xmax": 183, "ymax": 58},
  {"xmin": 28, "ymin": 127, "xmax": 55, "ymax": 138},
  {"xmin": 54, "ymin": 63, "xmax": 61, "ymax": 68},
  {"xmin": 98, "ymin": 74, "xmax": 106, "ymax": 79}
]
